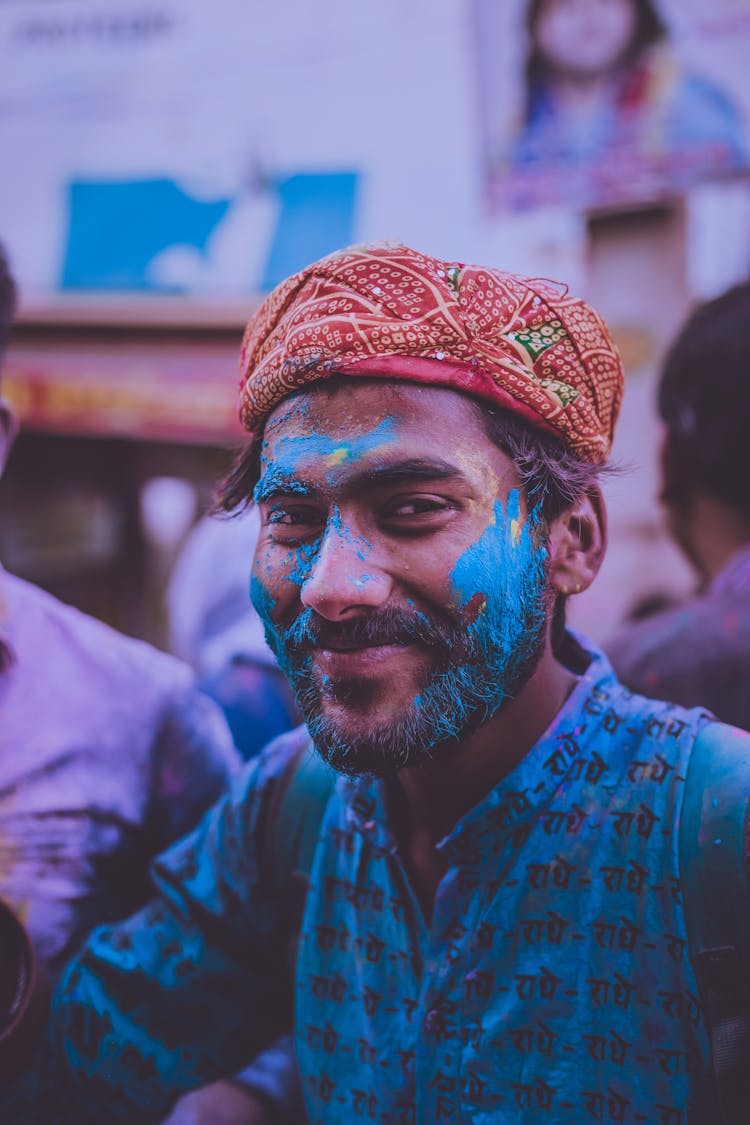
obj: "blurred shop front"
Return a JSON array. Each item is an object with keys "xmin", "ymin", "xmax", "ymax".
[{"xmin": 0, "ymin": 303, "xmax": 248, "ymax": 644}]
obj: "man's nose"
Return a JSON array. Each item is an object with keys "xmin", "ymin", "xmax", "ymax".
[{"xmin": 299, "ymin": 522, "xmax": 392, "ymax": 620}]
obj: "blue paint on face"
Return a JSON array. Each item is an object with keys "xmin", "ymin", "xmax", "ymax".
[
  {"xmin": 287, "ymin": 535, "xmax": 323, "ymax": 587},
  {"xmin": 249, "ymin": 572, "xmax": 280, "ymax": 656},
  {"xmin": 257, "ymin": 486, "xmax": 550, "ymax": 777},
  {"xmin": 258, "ymin": 416, "xmax": 397, "ymax": 488},
  {"xmin": 450, "ymin": 490, "xmax": 546, "ymax": 647},
  {"xmin": 275, "ymin": 503, "xmax": 374, "ymax": 594},
  {"xmin": 253, "ymin": 400, "xmax": 551, "ymax": 775},
  {"xmin": 400, "ymin": 489, "xmax": 548, "ymax": 746},
  {"xmin": 253, "ymin": 416, "xmax": 387, "ymax": 617},
  {"xmin": 253, "ymin": 468, "xmax": 311, "ymax": 505}
]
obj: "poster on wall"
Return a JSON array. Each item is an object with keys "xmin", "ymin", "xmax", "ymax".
[{"xmin": 474, "ymin": 0, "xmax": 750, "ymax": 213}]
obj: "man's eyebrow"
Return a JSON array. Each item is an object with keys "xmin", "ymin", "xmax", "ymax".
[
  {"xmin": 253, "ymin": 473, "xmax": 315, "ymax": 503},
  {"xmin": 365, "ymin": 458, "xmax": 465, "ymax": 484},
  {"xmin": 253, "ymin": 458, "xmax": 464, "ymax": 502}
]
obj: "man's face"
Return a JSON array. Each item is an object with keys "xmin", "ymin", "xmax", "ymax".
[{"xmin": 251, "ymin": 381, "xmax": 551, "ymax": 776}]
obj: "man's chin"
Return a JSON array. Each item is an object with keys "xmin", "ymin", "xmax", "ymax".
[{"xmin": 300, "ymin": 698, "xmax": 419, "ymax": 778}]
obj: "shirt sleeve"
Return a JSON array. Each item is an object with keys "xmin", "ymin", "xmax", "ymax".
[{"xmin": 1, "ymin": 728, "xmax": 310, "ymax": 1125}]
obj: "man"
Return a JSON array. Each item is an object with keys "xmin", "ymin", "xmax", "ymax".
[
  {"xmin": 0, "ymin": 249, "xmax": 298, "ymax": 1123},
  {"xmin": 608, "ymin": 280, "xmax": 750, "ymax": 729},
  {"xmin": 1, "ymin": 242, "xmax": 746, "ymax": 1122}
]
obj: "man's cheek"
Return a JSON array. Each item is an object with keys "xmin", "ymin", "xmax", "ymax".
[
  {"xmin": 285, "ymin": 536, "xmax": 322, "ymax": 587},
  {"xmin": 249, "ymin": 571, "xmax": 277, "ymax": 627},
  {"xmin": 448, "ymin": 490, "xmax": 546, "ymax": 633}
]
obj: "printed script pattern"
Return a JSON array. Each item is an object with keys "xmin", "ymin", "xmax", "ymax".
[
  {"xmin": 296, "ymin": 649, "xmax": 714, "ymax": 1123},
  {"xmin": 2, "ymin": 647, "xmax": 718, "ymax": 1123}
]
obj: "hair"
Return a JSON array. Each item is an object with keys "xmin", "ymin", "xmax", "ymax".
[
  {"xmin": 658, "ymin": 280, "xmax": 750, "ymax": 519},
  {"xmin": 524, "ymin": 0, "xmax": 666, "ymax": 103},
  {"xmin": 474, "ymin": 401, "xmax": 606, "ymax": 525},
  {"xmin": 0, "ymin": 244, "xmax": 17, "ymax": 369},
  {"xmin": 477, "ymin": 402, "xmax": 609, "ymax": 664}
]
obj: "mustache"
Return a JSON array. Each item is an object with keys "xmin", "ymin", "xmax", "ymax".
[{"xmin": 280, "ymin": 606, "xmax": 459, "ymax": 654}]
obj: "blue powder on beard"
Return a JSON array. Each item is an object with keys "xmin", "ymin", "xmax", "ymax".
[
  {"xmin": 450, "ymin": 489, "xmax": 545, "ymax": 647},
  {"xmin": 400, "ymin": 489, "xmax": 549, "ymax": 749}
]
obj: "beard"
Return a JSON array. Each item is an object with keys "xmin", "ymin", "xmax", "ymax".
[{"xmin": 260, "ymin": 543, "xmax": 549, "ymax": 778}]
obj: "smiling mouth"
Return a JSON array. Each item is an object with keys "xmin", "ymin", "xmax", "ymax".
[
  {"xmin": 314, "ymin": 642, "xmax": 417, "ymax": 675},
  {"xmin": 317, "ymin": 638, "xmax": 411, "ymax": 653}
]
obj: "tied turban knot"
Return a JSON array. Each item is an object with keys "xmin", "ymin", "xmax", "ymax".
[{"xmin": 239, "ymin": 242, "xmax": 624, "ymax": 464}]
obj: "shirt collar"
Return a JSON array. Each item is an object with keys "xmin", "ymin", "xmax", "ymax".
[
  {"xmin": 710, "ymin": 543, "xmax": 750, "ymax": 597},
  {"xmin": 340, "ymin": 638, "xmax": 621, "ymax": 855}
]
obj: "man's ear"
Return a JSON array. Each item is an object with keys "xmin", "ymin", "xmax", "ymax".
[
  {"xmin": 0, "ymin": 398, "xmax": 18, "ymax": 479},
  {"xmin": 546, "ymin": 486, "xmax": 607, "ymax": 596}
]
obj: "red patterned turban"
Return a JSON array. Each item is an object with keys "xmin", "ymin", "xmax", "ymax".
[{"xmin": 239, "ymin": 242, "xmax": 623, "ymax": 463}]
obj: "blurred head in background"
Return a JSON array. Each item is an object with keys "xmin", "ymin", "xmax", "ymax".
[
  {"xmin": 658, "ymin": 280, "xmax": 750, "ymax": 580},
  {"xmin": 525, "ymin": 0, "xmax": 665, "ymax": 87}
]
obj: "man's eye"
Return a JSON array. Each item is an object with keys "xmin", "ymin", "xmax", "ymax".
[
  {"xmin": 266, "ymin": 506, "xmax": 322, "ymax": 530},
  {"xmin": 383, "ymin": 496, "xmax": 452, "ymax": 520}
]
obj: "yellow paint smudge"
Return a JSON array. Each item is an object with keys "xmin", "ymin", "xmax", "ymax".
[{"xmin": 325, "ymin": 446, "xmax": 350, "ymax": 466}]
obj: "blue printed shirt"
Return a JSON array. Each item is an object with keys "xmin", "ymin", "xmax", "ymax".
[{"xmin": 4, "ymin": 643, "xmax": 723, "ymax": 1123}]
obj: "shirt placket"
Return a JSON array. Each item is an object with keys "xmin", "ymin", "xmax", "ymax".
[{"xmin": 409, "ymin": 817, "xmax": 492, "ymax": 1124}]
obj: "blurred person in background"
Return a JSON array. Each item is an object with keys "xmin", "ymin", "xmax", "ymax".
[
  {"xmin": 0, "ymin": 247, "xmax": 299, "ymax": 1124},
  {"xmin": 608, "ymin": 281, "xmax": 750, "ymax": 729},
  {"xmin": 167, "ymin": 507, "xmax": 299, "ymax": 762},
  {"xmin": 507, "ymin": 0, "xmax": 746, "ymax": 207}
]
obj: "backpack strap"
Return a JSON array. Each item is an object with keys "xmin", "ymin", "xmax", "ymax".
[
  {"xmin": 263, "ymin": 733, "xmax": 337, "ymax": 965},
  {"xmin": 679, "ymin": 721, "xmax": 750, "ymax": 1124}
]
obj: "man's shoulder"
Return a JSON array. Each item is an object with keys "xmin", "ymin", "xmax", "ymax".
[
  {"xmin": 248, "ymin": 727, "xmax": 337, "ymax": 830},
  {"xmin": 605, "ymin": 591, "xmax": 750, "ymax": 721},
  {"xmin": 252, "ymin": 724, "xmax": 323, "ymax": 790},
  {"xmin": 690, "ymin": 718, "xmax": 750, "ymax": 764},
  {"xmin": 5, "ymin": 571, "xmax": 193, "ymax": 696},
  {"xmin": 607, "ymin": 589, "xmax": 746, "ymax": 675}
]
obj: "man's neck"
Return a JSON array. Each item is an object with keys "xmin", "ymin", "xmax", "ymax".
[
  {"xmin": 385, "ymin": 647, "xmax": 578, "ymax": 921},
  {"xmin": 391, "ymin": 646, "xmax": 578, "ymax": 852}
]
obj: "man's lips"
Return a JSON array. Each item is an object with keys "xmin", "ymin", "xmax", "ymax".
[
  {"xmin": 313, "ymin": 642, "xmax": 416, "ymax": 675},
  {"xmin": 316, "ymin": 637, "xmax": 410, "ymax": 653}
]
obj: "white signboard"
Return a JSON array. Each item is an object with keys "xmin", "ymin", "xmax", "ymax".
[{"xmin": 0, "ymin": 0, "xmax": 587, "ymax": 308}]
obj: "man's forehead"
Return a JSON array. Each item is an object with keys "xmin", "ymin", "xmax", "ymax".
[
  {"xmin": 255, "ymin": 379, "xmax": 514, "ymax": 498},
  {"xmin": 261, "ymin": 378, "xmax": 483, "ymax": 445}
]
